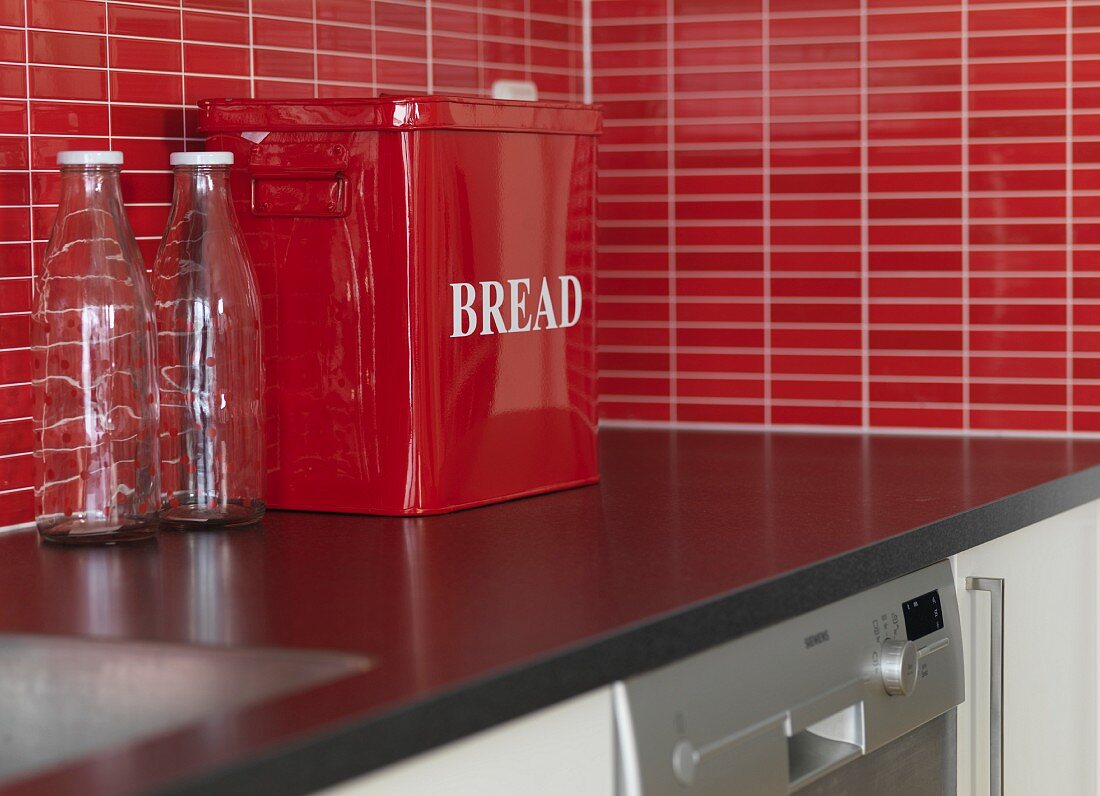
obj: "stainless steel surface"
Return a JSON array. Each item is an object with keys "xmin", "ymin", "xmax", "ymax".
[
  {"xmin": 965, "ymin": 576, "xmax": 1005, "ymax": 796},
  {"xmin": 613, "ymin": 560, "xmax": 964, "ymax": 796},
  {"xmin": 0, "ymin": 633, "xmax": 370, "ymax": 784},
  {"xmin": 879, "ymin": 638, "xmax": 918, "ymax": 696},
  {"xmin": 797, "ymin": 711, "xmax": 957, "ymax": 796}
]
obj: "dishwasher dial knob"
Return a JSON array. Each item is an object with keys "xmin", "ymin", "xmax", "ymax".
[{"xmin": 879, "ymin": 638, "xmax": 918, "ymax": 696}]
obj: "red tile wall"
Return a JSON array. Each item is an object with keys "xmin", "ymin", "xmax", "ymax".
[
  {"xmin": 0, "ymin": 0, "xmax": 582, "ymax": 525},
  {"xmin": 593, "ymin": 1, "xmax": 1100, "ymax": 436},
  {"xmin": 8, "ymin": 0, "xmax": 1093, "ymax": 527}
]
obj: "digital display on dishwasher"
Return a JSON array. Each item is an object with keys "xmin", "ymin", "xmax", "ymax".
[{"xmin": 902, "ymin": 589, "xmax": 944, "ymax": 641}]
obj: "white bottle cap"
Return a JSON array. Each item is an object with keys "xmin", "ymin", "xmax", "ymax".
[
  {"xmin": 57, "ymin": 151, "xmax": 123, "ymax": 166},
  {"xmin": 170, "ymin": 151, "xmax": 234, "ymax": 166}
]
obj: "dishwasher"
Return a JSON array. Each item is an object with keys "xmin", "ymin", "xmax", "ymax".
[{"xmin": 613, "ymin": 560, "xmax": 964, "ymax": 795}]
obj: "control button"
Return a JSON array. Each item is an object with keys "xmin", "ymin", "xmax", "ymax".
[
  {"xmin": 672, "ymin": 739, "xmax": 697, "ymax": 785},
  {"xmin": 879, "ymin": 638, "xmax": 918, "ymax": 696},
  {"xmin": 917, "ymin": 636, "xmax": 949, "ymax": 659}
]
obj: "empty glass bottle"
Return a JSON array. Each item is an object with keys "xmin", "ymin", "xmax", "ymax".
[
  {"xmin": 32, "ymin": 151, "xmax": 160, "ymax": 544},
  {"xmin": 154, "ymin": 151, "xmax": 265, "ymax": 528}
]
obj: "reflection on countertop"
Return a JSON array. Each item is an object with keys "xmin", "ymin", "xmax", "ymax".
[{"xmin": 2, "ymin": 427, "xmax": 1100, "ymax": 795}]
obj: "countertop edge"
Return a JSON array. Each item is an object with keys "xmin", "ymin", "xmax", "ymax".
[{"xmin": 154, "ymin": 462, "xmax": 1100, "ymax": 796}]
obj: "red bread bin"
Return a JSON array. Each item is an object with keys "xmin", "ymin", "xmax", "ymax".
[{"xmin": 198, "ymin": 97, "xmax": 601, "ymax": 516}]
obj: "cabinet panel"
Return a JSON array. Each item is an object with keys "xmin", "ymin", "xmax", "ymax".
[
  {"xmin": 955, "ymin": 500, "xmax": 1098, "ymax": 795},
  {"xmin": 318, "ymin": 687, "xmax": 613, "ymax": 795}
]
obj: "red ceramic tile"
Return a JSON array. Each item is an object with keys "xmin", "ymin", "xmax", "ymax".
[
  {"xmin": 970, "ymin": 6, "xmax": 1065, "ymax": 32},
  {"xmin": 970, "ymin": 409, "xmax": 1066, "ymax": 432},
  {"xmin": 0, "ymin": 278, "xmax": 28, "ymax": 315},
  {"xmin": 184, "ymin": 75, "xmax": 250, "ymax": 106},
  {"xmin": 432, "ymin": 63, "xmax": 479, "ymax": 93},
  {"xmin": 111, "ymin": 105, "xmax": 186, "ymax": 139},
  {"xmin": 375, "ymin": 29, "xmax": 427, "ymax": 59},
  {"xmin": 599, "ymin": 401, "xmax": 671, "ymax": 423},
  {"xmin": 867, "ymin": 37, "xmax": 960, "ymax": 63},
  {"xmin": 29, "ymin": 65, "xmax": 107, "ymax": 101},
  {"xmin": 0, "ymin": 384, "xmax": 30, "ymax": 422},
  {"xmin": 0, "ymin": 418, "xmax": 33, "ymax": 458},
  {"xmin": 108, "ymin": 4, "xmax": 181, "ymax": 39},
  {"xmin": 677, "ymin": 403, "xmax": 765, "ymax": 425},
  {"xmin": 870, "ymin": 381, "xmax": 962, "ymax": 404},
  {"xmin": 0, "ymin": 454, "xmax": 32, "ymax": 492},
  {"xmin": 316, "ymin": 24, "xmax": 373, "ymax": 54},
  {"xmin": 28, "ymin": 28, "xmax": 107, "ymax": 68},
  {"xmin": 112, "ymin": 71, "xmax": 183, "ymax": 105},
  {"xmin": 869, "ymin": 355, "xmax": 961, "ymax": 379},
  {"xmin": 871, "ymin": 407, "xmax": 965, "ymax": 429},
  {"xmin": 29, "ymin": 101, "xmax": 108, "ymax": 136},
  {"xmin": 253, "ymin": 0, "xmax": 314, "ymax": 18},
  {"xmin": 0, "ymin": 173, "xmax": 27, "ymax": 206},
  {"xmin": 253, "ymin": 16, "xmax": 313, "ymax": 49},
  {"xmin": 0, "ymin": 208, "xmax": 28, "ymax": 242},
  {"xmin": 0, "ymin": 0, "xmax": 23, "ymax": 27},
  {"xmin": 772, "ymin": 405, "xmax": 861, "ymax": 426},
  {"xmin": 253, "ymin": 79, "xmax": 315, "ymax": 99},
  {"xmin": 253, "ymin": 48, "xmax": 314, "ymax": 80},
  {"xmin": 0, "ymin": 491, "xmax": 32, "ymax": 525},
  {"xmin": 28, "ymin": 0, "xmax": 104, "ymax": 33},
  {"xmin": 112, "ymin": 37, "xmax": 183, "ymax": 73},
  {"xmin": 0, "ymin": 99, "xmax": 25, "ymax": 132},
  {"xmin": 973, "ymin": 356, "xmax": 1064, "ymax": 380},
  {"xmin": 183, "ymin": 11, "xmax": 250, "ymax": 45},
  {"xmin": 184, "ymin": 0, "xmax": 249, "ymax": 11},
  {"xmin": 969, "ymin": 34, "xmax": 1064, "ymax": 59},
  {"xmin": 315, "ymin": 0, "xmax": 371, "ymax": 25},
  {"xmin": 374, "ymin": 1, "xmax": 426, "ymax": 30},
  {"xmin": 0, "ymin": 63, "xmax": 25, "ymax": 99}
]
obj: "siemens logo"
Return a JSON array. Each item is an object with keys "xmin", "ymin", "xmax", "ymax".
[{"xmin": 804, "ymin": 630, "xmax": 830, "ymax": 649}]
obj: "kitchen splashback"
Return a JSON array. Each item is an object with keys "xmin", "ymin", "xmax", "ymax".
[
  {"xmin": 2, "ymin": 0, "xmax": 1098, "ymax": 526},
  {"xmin": 0, "ymin": 0, "xmax": 583, "ymax": 525},
  {"xmin": 594, "ymin": 1, "xmax": 1100, "ymax": 435}
]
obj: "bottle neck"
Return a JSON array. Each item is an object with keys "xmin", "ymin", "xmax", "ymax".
[
  {"xmin": 57, "ymin": 165, "xmax": 125, "ymax": 217},
  {"xmin": 170, "ymin": 166, "xmax": 233, "ymax": 218}
]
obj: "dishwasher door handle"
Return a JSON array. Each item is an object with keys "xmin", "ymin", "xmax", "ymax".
[{"xmin": 966, "ymin": 576, "xmax": 1004, "ymax": 796}]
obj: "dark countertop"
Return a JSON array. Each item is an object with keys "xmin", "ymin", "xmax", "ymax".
[{"xmin": 3, "ymin": 427, "xmax": 1100, "ymax": 795}]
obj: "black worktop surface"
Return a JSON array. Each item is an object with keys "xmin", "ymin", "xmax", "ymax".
[{"xmin": 3, "ymin": 427, "xmax": 1100, "ymax": 795}]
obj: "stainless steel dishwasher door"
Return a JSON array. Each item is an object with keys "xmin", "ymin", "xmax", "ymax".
[
  {"xmin": 797, "ymin": 710, "xmax": 956, "ymax": 796},
  {"xmin": 614, "ymin": 560, "xmax": 964, "ymax": 796}
]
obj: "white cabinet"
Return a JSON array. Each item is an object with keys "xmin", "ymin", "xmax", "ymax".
[
  {"xmin": 317, "ymin": 687, "xmax": 614, "ymax": 796},
  {"xmin": 954, "ymin": 500, "xmax": 1099, "ymax": 795}
]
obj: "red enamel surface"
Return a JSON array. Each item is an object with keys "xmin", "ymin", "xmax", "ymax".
[{"xmin": 201, "ymin": 97, "xmax": 600, "ymax": 515}]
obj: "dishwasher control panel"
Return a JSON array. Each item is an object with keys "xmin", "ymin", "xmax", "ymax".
[{"xmin": 613, "ymin": 560, "xmax": 963, "ymax": 796}]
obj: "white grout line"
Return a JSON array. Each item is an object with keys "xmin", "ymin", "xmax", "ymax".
[
  {"xmin": 248, "ymin": 0, "xmax": 256, "ymax": 98},
  {"xmin": 475, "ymin": 0, "xmax": 483, "ymax": 95},
  {"xmin": 21, "ymin": 0, "xmax": 33, "ymax": 311},
  {"xmin": 1068, "ymin": 0, "xmax": 1075, "ymax": 433},
  {"xmin": 312, "ymin": 0, "xmax": 319, "ymax": 98},
  {"xmin": 763, "ymin": 0, "xmax": 772, "ymax": 427},
  {"xmin": 962, "ymin": 0, "xmax": 971, "ymax": 431},
  {"xmin": 371, "ymin": 1, "xmax": 378, "ymax": 95},
  {"xmin": 582, "ymin": 0, "xmax": 593, "ymax": 104},
  {"xmin": 103, "ymin": 0, "xmax": 111, "ymax": 148},
  {"xmin": 179, "ymin": 0, "xmax": 186, "ymax": 152},
  {"xmin": 426, "ymin": 0, "xmax": 434, "ymax": 94},
  {"xmin": 666, "ymin": 0, "xmax": 677, "ymax": 423},
  {"xmin": 523, "ymin": 0, "xmax": 530, "ymax": 84},
  {"xmin": 859, "ymin": 0, "xmax": 869, "ymax": 429}
]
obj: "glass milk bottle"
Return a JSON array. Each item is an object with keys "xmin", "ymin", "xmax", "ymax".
[
  {"xmin": 154, "ymin": 151, "xmax": 265, "ymax": 528},
  {"xmin": 32, "ymin": 151, "xmax": 160, "ymax": 543}
]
